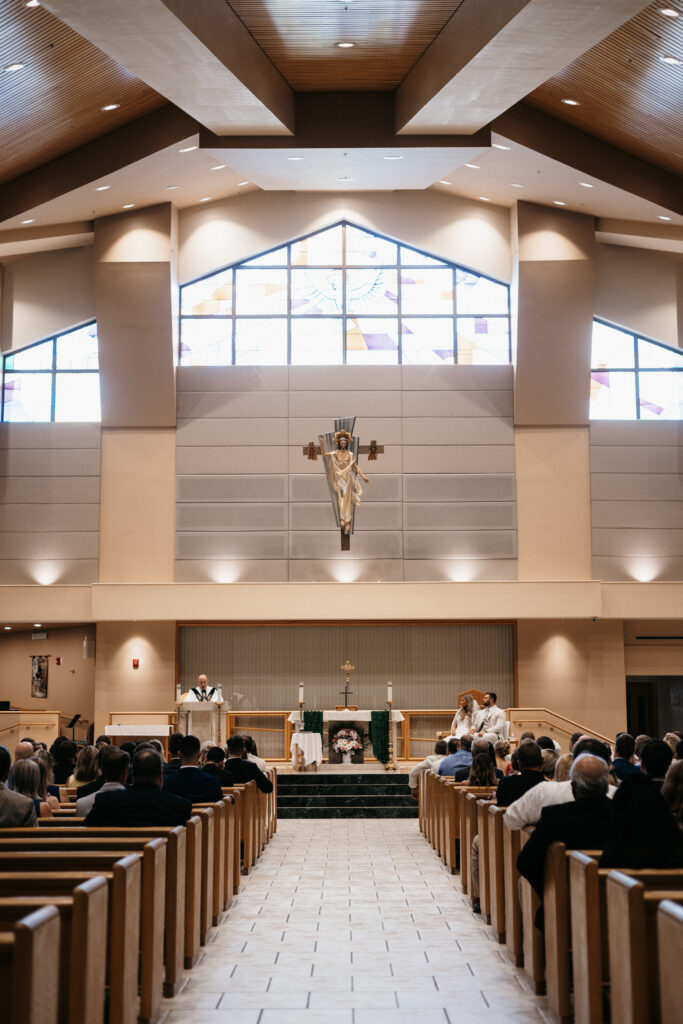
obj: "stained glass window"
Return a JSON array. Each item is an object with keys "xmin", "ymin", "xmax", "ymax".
[
  {"xmin": 179, "ymin": 221, "xmax": 510, "ymax": 366},
  {"xmin": 2, "ymin": 322, "xmax": 100, "ymax": 422},
  {"xmin": 590, "ymin": 319, "xmax": 683, "ymax": 420}
]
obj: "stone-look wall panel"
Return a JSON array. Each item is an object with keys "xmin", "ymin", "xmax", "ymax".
[
  {"xmin": 0, "ymin": 423, "xmax": 100, "ymax": 585},
  {"xmin": 590, "ymin": 421, "xmax": 683, "ymax": 581},
  {"xmin": 176, "ymin": 365, "xmax": 517, "ymax": 582}
]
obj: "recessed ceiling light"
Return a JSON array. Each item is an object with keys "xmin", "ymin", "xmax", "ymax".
[
  {"xmin": 238, "ymin": 181, "xmax": 249, "ymax": 186},
  {"xmin": 561, "ymin": 98, "xmax": 581, "ymax": 106},
  {"xmin": 122, "ymin": 204, "xmax": 135, "ymax": 209},
  {"xmin": 492, "ymin": 143, "xmax": 511, "ymax": 150},
  {"xmin": 179, "ymin": 145, "xmax": 198, "ymax": 152},
  {"xmin": 439, "ymin": 179, "xmax": 451, "ymax": 185},
  {"xmin": 464, "ymin": 163, "xmax": 479, "ymax": 169},
  {"xmin": 5, "ymin": 62, "xmax": 25, "ymax": 72},
  {"xmin": 337, "ymin": 41, "xmax": 354, "ymax": 48},
  {"xmin": 211, "ymin": 164, "xmax": 226, "ymax": 171},
  {"xmin": 661, "ymin": 54, "xmax": 682, "ymax": 64},
  {"xmin": 509, "ymin": 183, "xmax": 523, "ymax": 188},
  {"xmin": 101, "ymin": 103, "xmax": 120, "ymax": 111},
  {"xmin": 26, "ymin": 1, "xmax": 40, "ymax": 7},
  {"xmin": 165, "ymin": 185, "xmax": 179, "ymax": 190},
  {"xmin": 21, "ymin": 218, "xmax": 34, "ymax": 224},
  {"xmin": 95, "ymin": 185, "xmax": 111, "ymax": 191},
  {"xmin": 578, "ymin": 182, "xmax": 594, "ymax": 188},
  {"xmin": 553, "ymin": 200, "xmax": 567, "ymax": 206},
  {"xmin": 3, "ymin": 626, "xmax": 10, "ymax": 631},
  {"xmin": 287, "ymin": 156, "xmax": 306, "ymax": 161},
  {"xmin": 383, "ymin": 155, "xmax": 403, "ymax": 161},
  {"xmin": 660, "ymin": 8, "xmax": 679, "ymax": 15},
  {"xmin": 33, "ymin": 623, "xmax": 41, "ymax": 628},
  {"xmin": 658, "ymin": 215, "xmax": 672, "ymax": 220},
  {"xmin": 478, "ymin": 196, "xmax": 491, "ymax": 202},
  {"xmin": 337, "ymin": 175, "xmax": 354, "ymax": 182},
  {"xmin": 199, "ymin": 197, "xmax": 212, "ymax": 203}
]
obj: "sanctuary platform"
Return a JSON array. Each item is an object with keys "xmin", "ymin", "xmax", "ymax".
[{"xmin": 277, "ymin": 771, "xmax": 418, "ymax": 819}]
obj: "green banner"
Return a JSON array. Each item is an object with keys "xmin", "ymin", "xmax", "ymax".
[
  {"xmin": 303, "ymin": 710, "xmax": 323, "ymax": 735},
  {"xmin": 370, "ymin": 709, "xmax": 389, "ymax": 764}
]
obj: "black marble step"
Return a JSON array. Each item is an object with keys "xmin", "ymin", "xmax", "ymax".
[
  {"xmin": 279, "ymin": 773, "xmax": 411, "ymax": 786},
  {"xmin": 278, "ymin": 793, "xmax": 417, "ymax": 808},
  {"xmin": 278, "ymin": 782, "xmax": 411, "ymax": 797},
  {"xmin": 278, "ymin": 806, "xmax": 419, "ymax": 819},
  {"xmin": 277, "ymin": 771, "xmax": 416, "ymax": 818}
]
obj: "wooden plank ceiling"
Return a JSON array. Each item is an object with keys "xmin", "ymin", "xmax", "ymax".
[
  {"xmin": 526, "ymin": 1, "xmax": 683, "ymax": 176},
  {"xmin": 0, "ymin": 0, "xmax": 165, "ymax": 185},
  {"xmin": 228, "ymin": 0, "xmax": 465, "ymax": 90}
]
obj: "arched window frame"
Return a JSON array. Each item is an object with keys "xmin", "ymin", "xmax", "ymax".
[
  {"xmin": 590, "ymin": 317, "xmax": 683, "ymax": 420},
  {"xmin": 179, "ymin": 220, "xmax": 511, "ymax": 367},
  {"xmin": 1, "ymin": 321, "xmax": 100, "ymax": 423}
]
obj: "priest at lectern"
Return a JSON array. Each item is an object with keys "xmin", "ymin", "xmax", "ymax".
[{"xmin": 183, "ymin": 674, "xmax": 222, "ymax": 703}]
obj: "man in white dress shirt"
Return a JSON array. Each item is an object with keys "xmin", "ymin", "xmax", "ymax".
[
  {"xmin": 469, "ymin": 692, "xmax": 506, "ymax": 743},
  {"xmin": 184, "ymin": 674, "xmax": 222, "ymax": 703}
]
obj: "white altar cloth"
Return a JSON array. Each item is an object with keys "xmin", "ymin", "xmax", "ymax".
[
  {"xmin": 290, "ymin": 732, "xmax": 323, "ymax": 767},
  {"xmin": 105, "ymin": 724, "xmax": 171, "ymax": 737},
  {"xmin": 287, "ymin": 710, "xmax": 404, "ymax": 724}
]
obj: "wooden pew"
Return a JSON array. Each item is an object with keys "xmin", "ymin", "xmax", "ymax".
[
  {"xmin": 192, "ymin": 802, "xmax": 225, "ymax": 926},
  {"xmin": 0, "ymin": 905, "xmax": 60, "ymax": 1024},
  {"xmin": 476, "ymin": 797, "xmax": 495, "ymax": 922},
  {"xmin": 223, "ymin": 788, "xmax": 242, "ymax": 896},
  {"xmin": 519, "ymin": 827, "xmax": 545, "ymax": 996},
  {"xmin": 189, "ymin": 806, "xmax": 214, "ymax": 944},
  {"xmin": 487, "ymin": 805, "xmax": 506, "ymax": 944},
  {"xmin": 503, "ymin": 824, "xmax": 524, "ymax": 966},
  {"xmin": 461, "ymin": 789, "xmax": 495, "ymax": 900},
  {"xmin": 570, "ymin": 855, "xmax": 683, "ymax": 1024},
  {"xmin": 657, "ymin": 900, "xmax": 683, "ymax": 1024},
  {"xmin": 0, "ymin": 845, "xmax": 164, "ymax": 1024},
  {"xmin": 0, "ymin": 859, "xmax": 140, "ymax": 1024},
  {"xmin": 0, "ymin": 876, "xmax": 107, "ymax": 1024},
  {"xmin": 607, "ymin": 870, "xmax": 683, "ymax": 1024}
]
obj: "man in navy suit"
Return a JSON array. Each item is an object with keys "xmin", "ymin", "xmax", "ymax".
[
  {"xmin": 84, "ymin": 749, "xmax": 191, "ymax": 827},
  {"xmin": 225, "ymin": 734, "xmax": 273, "ymax": 794},
  {"xmin": 162, "ymin": 735, "xmax": 224, "ymax": 803}
]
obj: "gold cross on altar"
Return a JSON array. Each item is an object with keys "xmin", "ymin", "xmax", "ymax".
[{"xmin": 341, "ymin": 659, "xmax": 355, "ymax": 684}]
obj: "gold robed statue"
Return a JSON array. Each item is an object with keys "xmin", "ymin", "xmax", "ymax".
[{"xmin": 320, "ymin": 429, "xmax": 370, "ymax": 535}]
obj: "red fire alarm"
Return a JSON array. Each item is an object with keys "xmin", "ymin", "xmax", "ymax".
[
  {"xmin": 132, "ymin": 658, "xmax": 140, "ymax": 669},
  {"xmin": 55, "ymin": 657, "xmax": 62, "ymax": 666}
]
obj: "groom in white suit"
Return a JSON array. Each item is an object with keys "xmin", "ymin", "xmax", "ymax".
[{"xmin": 469, "ymin": 692, "xmax": 506, "ymax": 743}]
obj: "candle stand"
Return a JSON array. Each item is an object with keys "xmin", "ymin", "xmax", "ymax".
[{"xmin": 384, "ymin": 698, "xmax": 398, "ymax": 772}]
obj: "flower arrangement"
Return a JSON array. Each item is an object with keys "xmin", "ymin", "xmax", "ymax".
[{"xmin": 332, "ymin": 728, "xmax": 363, "ymax": 754}]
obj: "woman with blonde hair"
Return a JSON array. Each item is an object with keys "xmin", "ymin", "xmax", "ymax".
[
  {"xmin": 451, "ymin": 693, "xmax": 480, "ymax": 738},
  {"xmin": 67, "ymin": 745, "xmax": 98, "ymax": 789},
  {"xmin": 663, "ymin": 733, "xmax": 679, "ymax": 755},
  {"xmin": 554, "ymin": 753, "xmax": 573, "ymax": 782},
  {"xmin": 9, "ymin": 758, "xmax": 53, "ymax": 818},
  {"xmin": 494, "ymin": 740, "xmax": 512, "ymax": 776}
]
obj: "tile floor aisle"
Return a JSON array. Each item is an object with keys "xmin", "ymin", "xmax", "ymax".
[{"xmin": 161, "ymin": 819, "xmax": 551, "ymax": 1024}]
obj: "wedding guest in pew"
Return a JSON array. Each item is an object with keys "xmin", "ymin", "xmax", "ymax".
[
  {"xmin": 634, "ymin": 733, "xmax": 651, "ymax": 764},
  {"xmin": 599, "ymin": 770, "xmax": 683, "ymax": 868},
  {"xmin": 225, "ymin": 735, "xmax": 273, "ymax": 793},
  {"xmin": 8, "ymin": 759, "xmax": 52, "ymax": 819},
  {"xmin": 52, "ymin": 739, "xmax": 77, "ymax": 785},
  {"xmin": 519, "ymin": 731, "xmax": 536, "ymax": 742},
  {"xmin": 243, "ymin": 736, "xmax": 267, "ymax": 773},
  {"xmin": 163, "ymin": 735, "xmax": 224, "ymax": 802},
  {"xmin": 640, "ymin": 738, "xmax": 674, "ymax": 792},
  {"xmin": 569, "ymin": 731, "xmax": 582, "ymax": 752},
  {"xmin": 202, "ymin": 746, "xmax": 235, "ymax": 787},
  {"xmin": 13, "ymin": 741, "xmax": 35, "ymax": 763},
  {"xmin": 409, "ymin": 739, "xmax": 448, "ymax": 799},
  {"xmin": 554, "ymin": 753, "xmax": 573, "ymax": 782},
  {"xmin": 458, "ymin": 752, "xmax": 497, "ymax": 787},
  {"xmin": 504, "ymin": 738, "xmax": 616, "ymax": 829},
  {"xmin": 496, "ymin": 740, "xmax": 545, "ymax": 806},
  {"xmin": 67, "ymin": 745, "xmax": 98, "ymax": 790},
  {"xmin": 76, "ymin": 746, "xmax": 130, "ymax": 816},
  {"xmin": 95, "ymin": 734, "xmax": 111, "ymax": 750},
  {"xmin": 73, "ymin": 743, "xmax": 111, "ymax": 803},
  {"xmin": 541, "ymin": 749, "xmax": 559, "ymax": 780},
  {"xmin": 454, "ymin": 740, "xmax": 504, "ymax": 782},
  {"xmin": 163, "ymin": 733, "xmax": 184, "ymax": 776},
  {"xmin": 0, "ymin": 746, "xmax": 36, "ymax": 826},
  {"xmin": 516, "ymin": 754, "xmax": 616, "ymax": 925},
  {"xmin": 612, "ymin": 732, "xmax": 642, "ymax": 781},
  {"xmin": 494, "ymin": 740, "xmax": 512, "ymax": 776},
  {"xmin": 85, "ymin": 748, "xmax": 191, "ymax": 826},
  {"xmin": 675, "ymin": 739, "xmax": 683, "ymax": 763},
  {"xmin": 662, "ymin": 760, "xmax": 683, "ymax": 829},
  {"xmin": 437, "ymin": 736, "xmax": 472, "ymax": 776},
  {"xmin": 663, "ymin": 732, "xmax": 679, "ymax": 756},
  {"xmin": 30, "ymin": 752, "xmax": 59, "ymax": 810}
]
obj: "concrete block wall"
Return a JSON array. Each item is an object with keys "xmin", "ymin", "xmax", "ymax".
[
  {"xmin": 591, "ymin": 421, "xmax": 683, "ymax": 581},
  {"xmin": 0, "ymin": 423, "xmax": 101, "ymax": 584},
  {"xmin": 175, "ymin": 364, "xmax": 517, "ymax": 583}
]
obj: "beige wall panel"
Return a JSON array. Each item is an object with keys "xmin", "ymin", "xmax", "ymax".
[
  {"xmin": 0, "ymin": 476, "xmax": 100, "ymax": 504},
  {"xmin": 289, "ymin": 502, "xmax": 402, "ymax": 532},
  {"xmin": 0, "ymin": 533, "xmax": 98, "ymax": 560},
  {"xmin": 179, "ymin": 190, "xmax": 511, "ymax": 285},
  {"xmin": 404, "ymin": 502, "xmax": 516, "ymax": 530},
  {"xmin": 177, "ymin": 417, "xmax": 289, "ymax": 446},
  {"xmin": 99, "ymin": 429, "xmax": 175, "ymax": 583},
  {"xmin": 404, "ymin": 559, "xmax": 517, "ymax": 582},
  {"xmin": 591, "ymin": 446, "xmax": 683, "ymax": 474},
  {"xmin": 0, "ymin": 625, "xmax": 96, "ymax": 728},
  {"xmin": 0, "ymin": 560, "xmax": 98, "ymax": 585},
  {"xmin": 176, "ymin": 503, "xmax": 288, "ymax": 531},
  {"xmin": 591, "ymin": 473, "xmax": 683, "ymax": 501},
  {"xmin": 624, "ymin": 645, "xmax": 683, "ymax": 675},
  {"xmin": 177, "ymin": 391, "xmax": 289, "ymax": 419},
  {"xmin": 593, "ymin": 556, "xmax": 683, "ymax": 582},
  {"xmin": 592, "ymin": 502, "xmax": 683, "ymax": 530},
  {"xmin": 289, "ymin": 531, "xmax": 402, "ymax": 560},
  {"xmin": 403, "ymin": 474, "xmax": 516, "ymax": 502},
  {"xmin": 177, "ymin": 446, "xmax": 288, "ymax": 475},
  {"xmin": 594, "ymin": 529, "xmax": 683, "ymax": 557},
  {"xmin": 289, "ymin": 390, "xmax": 402, "ymax": 418},
  {"xmin": 0, "ymin": 449, "xmax": 100, "ymax": 476},
  {"xmin": 402, "ymin": 445, "xmax": 515, "ymax": 474},
  {"xmin": 402, "ymin": 365, "xmax": 513, "ymax": 391},
  {"xmin": 404, "ymin": 532, "xmax": 517, "ymax": 560},
  {"xmin": 0, "ymin": 424, "xmax": 101, "ymax": 449},
  {"xmin": 595, "ymin": 244, "xmax": 681, "ymax": 349},
  {"xmin": 1, "ymin": 246, "xmax": 95, "ymax": 353},
  {"xmin": 289, "ymin": 365, "xmax": 402, "ymax": 392},
  {"xmin": 0, "ymin": 585, "xmax": 91, "ymax": 622},
  {"xmin": 177, "ymin": 366, "xmax": 288, "ymax": 392},
  {"xmin": 590, "ymin": 422, "xmax": 683, "ymax": 446},
  {"xmin": 290, "ymin": 474, "xmax": 402, "ymax": 503},
  {"xmin": 94, "ymin": 205, "xmax": 176, "ymax": 263},
  {"xmin": 517, "ymin": 205, "xmax": 595, "ymax": 263},
  {"xmin": 405, "ymin": 417, "xmax": 513, "ymax": 446},
  {"xmin": 288, "ymin": 560, "xmax": 404, "ymax": 583},
  {"xmin": 402, "ymin": 390, "xmax": 513, "ymax": 418},
  {"xmin": 290, "ymin": 444, "xmax": 403, "ymax": 475},
  {"xmin": 515, "ymin": 427, "xmax": 592, "ymax": 580},
  {"xmin": 94, "ymin": 620, "xmax": 176, "ymax": 736},
  {"xmin": 516, "ymin": 618, "xmax": 627, "ymax": 738},
  {"xmin": 177, "ymin": 475, "xmax": 288, "ymax": 502},
  {"xmin": 288, "ymin": 417, "xmax": 403, "ymax": 446},
  {"xmin": 177, "ymin": 532, "xmax": 287, "ymax": 559},
  {"xmin": 0, "ymin": 504, "xmax": 100, "ymax": 532},
  {"xmin": 174, "ymin": 560, "xmax": 288, "ymax": 583}
]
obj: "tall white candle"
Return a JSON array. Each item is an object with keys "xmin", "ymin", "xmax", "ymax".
[
  {"xmin": 298, "ymin": 682, "xmax": 305, "ymax": 703},
  {"xmin": 387, "ymin": 681, "xmax": 393, "ymax": 702}
]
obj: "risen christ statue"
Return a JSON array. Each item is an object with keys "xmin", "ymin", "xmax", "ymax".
[{"xmin": 320, "ymin": 430, "xmax": 370, "ymax": 535}]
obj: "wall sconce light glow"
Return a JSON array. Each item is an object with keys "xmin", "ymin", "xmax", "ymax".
[
  {"xmin": 446, "ymin": 562, "xmax": 477, "ymax": 583},
  {"xmin": 332, "ymin": 563, "xmax": 361, "ymax": 583},
  {"xmin": 629, "ymin": 559, "xmax": 660, "ymax": 583},
  {"xmin": 211, "ymin": 563, "xmax": 241, "ymax": 584},
  {"xmin": 32, "ymin": 563, "xmax": 61, "ymax": 585}
]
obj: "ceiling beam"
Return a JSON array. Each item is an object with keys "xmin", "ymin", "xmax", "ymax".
[
  {"xmin": 0, "ymin": 105, "xmax": 197, "ymax": 223},
  {"xmin": 396, "ymin": 0, "xmax": 653, "ymax": 135},
  {"xmin": 41, "ymin": 0, "xmax": 294, "ymax": 135}
]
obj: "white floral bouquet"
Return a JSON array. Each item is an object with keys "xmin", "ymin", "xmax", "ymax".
[{"xmin": 332, "ymin": 728, "xmax": 362, "ymax": 754}]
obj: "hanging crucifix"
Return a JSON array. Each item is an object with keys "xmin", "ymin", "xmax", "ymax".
[{"xmin": 301, "ymin": 416, "xmax": 384, "ymax": 550}]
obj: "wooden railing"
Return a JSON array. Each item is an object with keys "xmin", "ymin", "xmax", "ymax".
[
  {"xmin": 506, "ymin": 708, "xmax": 612, "ymax": 752},
  {"xmin": 225, "ymin": 711, "xmax": 292, "ymax": 760}
]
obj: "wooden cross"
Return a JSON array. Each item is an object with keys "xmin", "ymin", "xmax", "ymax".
[{"xmin": 302, "ymin": 440, "xmax": 384, "ymax": 461}]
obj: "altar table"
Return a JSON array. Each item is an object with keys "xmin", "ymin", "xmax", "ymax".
[
  {"xmin": 288, "ymin": 709, "xmax": 403, "ymax": 760},
  {"xmin": 290, "ymin": 732, "xmax": 323, "ymax": 769}
]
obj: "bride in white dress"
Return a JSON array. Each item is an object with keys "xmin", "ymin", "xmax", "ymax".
[{"xmin": 450, "ymin": 693, "xmax": 480, "ymax": 738}]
